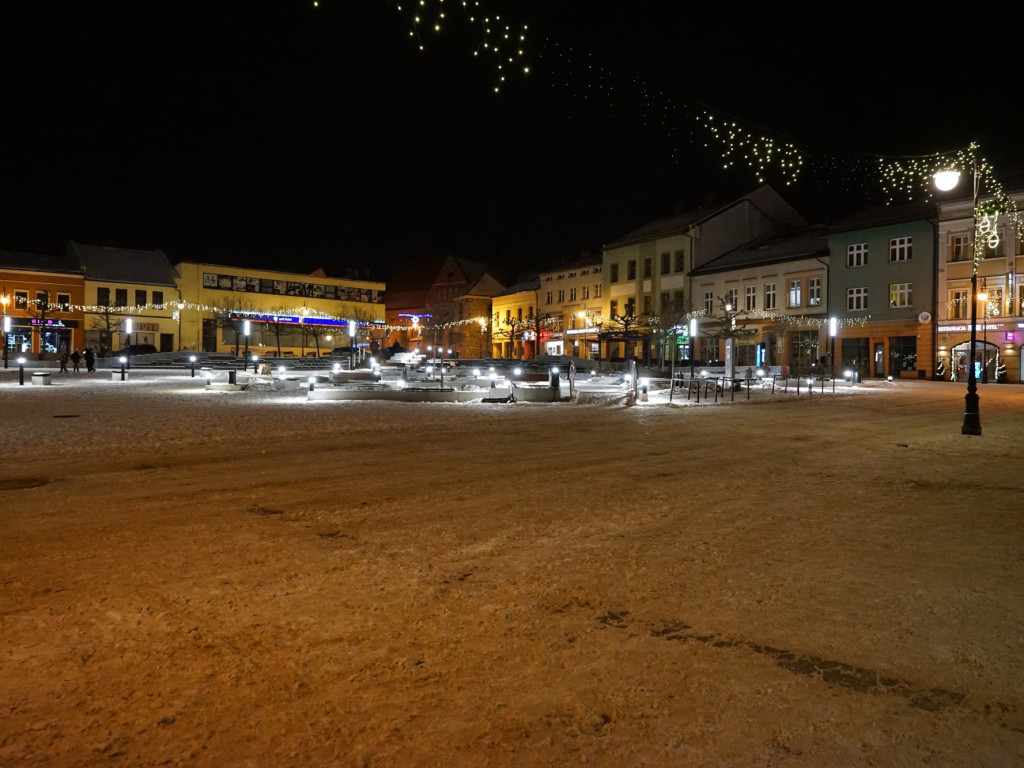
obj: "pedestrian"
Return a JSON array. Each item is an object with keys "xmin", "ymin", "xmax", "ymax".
[
  {"xmin": 59, "ymin": 349, "xmax": 69, "ymax": 373},
  {"xmin": 84, "ymin": 347, "xmax": 95, "ymax": 373},
  {"xmin": 70, "ymin": 348, "xmax": 81, "ymax": 372}
]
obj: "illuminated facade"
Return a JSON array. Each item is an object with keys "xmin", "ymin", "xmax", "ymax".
[
  {"xmin": 827, "ymin": 203, "xmax": 938, "ymax": 380},
  {"xmin": 936, "ymin": 191, "xmax": 1024, "ymax": 384},
  {"xmin": 69, "ymin": 242, "xmax": 180, "ymax": 357},
  {"xmin": 175, "ymin": 263, "xmax": 385, "ymax": 357},
  {"xmin": 1, "ymin": 250, "xmax": 86, "ymax": 360}
]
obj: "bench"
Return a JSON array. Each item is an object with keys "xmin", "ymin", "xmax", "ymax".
[{"xmin": 31, "ymin": 372, "xmax": 52, "ymax": 386}]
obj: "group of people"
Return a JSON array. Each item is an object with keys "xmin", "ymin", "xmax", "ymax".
[{"xmin": 58, "ymin": 347, "xmax": 96, "ymax": 373}]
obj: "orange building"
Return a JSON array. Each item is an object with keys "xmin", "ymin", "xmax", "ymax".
[{"xmin": 1, "ymin": 250, "xmax": 86, "ymax": 362}]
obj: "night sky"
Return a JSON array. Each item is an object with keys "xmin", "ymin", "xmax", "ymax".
[{"xmin": 4, "ymin": 2, "xmax": 1022, "ymax": 284}]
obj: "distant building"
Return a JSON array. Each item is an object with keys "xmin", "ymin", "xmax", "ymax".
[
  {"xmin": 175, "ymin": 262, "xmax": 385, "ymax": 357},
  {"xmin": 1, "ymin": 249, "xmax": 85, "ymax": 360},
  {"xmin": 69, "ymin": 241, "xmax": 180, "ymax": 356},
  {"xmin": 385, "ymin": 255, "xmax": 504, "ymax": 359}
]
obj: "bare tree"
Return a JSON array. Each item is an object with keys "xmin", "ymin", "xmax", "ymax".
[
  {"xmin": 23, "ymin": 293, "xmax": 62, "ymax": 360},
  {"xmin": 603, "ymin": 307, "xmax": 649, "ymax": 365},
  {"xmin": 261, "ymin": 310, "xmax": 293, "ymax": 358},
  {"xmin": 209, "ymin": 297, "xmax": 254, "ymax": 356},
  {"xmin": 649, "ymin": 298, "xmax": 692, "ymax": 371},
  {"xmin": 523, "ymin": 311, "xmax": 559, "ymax": 359},
  {"xmin": 88, "ymin": 304, "xmax": 125, "ymax": 358},
  {"xmin": 704, "ymin": 297, "xmax": 757, "ymax": 382},
  {"xmin": 492, "ymin": 316, "xmax": 526, "ymax": 358}
]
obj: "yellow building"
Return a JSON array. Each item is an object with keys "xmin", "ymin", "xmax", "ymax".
[
  {"xmin": 69, "ymin": 242, "xmax": 180, "ymax": 357},
  {"xmin": 175, "ymin": 263, "xmax": 386, "ymax": 357}
]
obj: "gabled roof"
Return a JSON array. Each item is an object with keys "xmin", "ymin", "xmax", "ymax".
[
  {"xmin": 826, "ymin": 201, "xmax": 937, "ymax": 234},
  {"xmin": 603, "ymin": 185, "xmax": 806, "ymax": 249},
  {"xmin": 692, "ymin": 226, "xmax": 829, "ymax": 276},
  {"xmin": 68, "ymin": 241, "xmax": 178, "ymax": 286},
  {"xmin": 496, "ymin": 275, "xmax": 541, "ymax": 296},
  {"xmin": 0, "ymin": 249, "xmax": 82, "ymax": 275}
]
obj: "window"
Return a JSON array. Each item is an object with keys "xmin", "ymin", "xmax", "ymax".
[
  {"xmin": 582, "ymin": 285, "xmax": 589, "ymax": 300},
  {"xmin": 764, "ymin": 283, "xmax": 776, "ymax": 310},
  {"xmin": 569, "ymin": 287, "xmax": 577, "ymax": 301},
  {"xmin": 627, "ymin": 260, "xmax": 637, "ymax": 280},
  {"xmin": 889, "ymin": 237, "xmax": 912, "ymax": 262},
  {"xmin": 950, "ymin": 233, "xmax": 970, "ymax": 262},
  {"xmin": 625, "ymin": 298, "xmax": 636, "ymax": 316},
  {"xmin": 889, "ymin": 282, "xmax": 913, "ymax": 308},
  {"xmin": 643, "ymin": 295, "xmax": 652, "ymax": 315},
  {"xmin": 673, "ymin": 290, "xmax": 685, "ymax": 308},
  {"xmin": 517, "ymin": 307, "xmax": 523, "ymax": 321},
  {"xmin": 674, "ymin": 250, "xmax": 685, "ymax": 272},
  {"xmin": 545, "ymin": 291, "xmax": 552, "ymax": 304},
  {"xmin": 949, "ymin": 289, "xmax": 968, "ymax": 319},
  {"xmin": 725, "ymin": 288, "xmax": 738, "ymax": 309},
  {"xmin": 660, "ymin": 292, "xmax": 670, "ymax": 310},
  {"xmin": 745, "ymin": 285, "xmax": 756, "ymax": 311},
  {"xmin": 847, "ymin": 243, "xmax": 868, "ymax": 267},
  {"xmin": 704, "ymin": 291, "xmax": 714, "ymax": 314},
  {"xmin": 115, "ymin": 288, "xmax": 128, "ymax": 306},
  {"xmin": 97, "ymin": 287, "xmax": 110, "ymax": 306},
  {"xmin": 56, "ymin": 293, "xmax": 71, "ymax": 311},
  {"xmin": 805, "ymin": 277, "xmax": 820, "ymax": 306},
  {"xmin": 643, "ymin": 258, "xmax": 652, "ymax": 279},
  {"xmin": 135, "ymin": 289, "xmax": 147, "ymax": 306},
  {"xmin": 610, "ymin": 300, "xmax": 618, "ymax": 317},
  {"xmin": 788, "ymin": 280, "xmax": 802, "ymax": 308},
  {"xmin": 985, "ymin": 287, "xmax": 1004, "ymax": 317},
  {"xmin": 505, "ymin": 309, "xmax": 511, "ymax": 322},
  {"xmin": 14, "ymin": 290, "xmax": 28, "ymax": 307},
  {"xmin": 36, "ymin": 290, "xmax": 49, "ymax": 307},
  {"xmin": 610, "ymin": 264, "xmax": 619, "ymax": 282},
  {"xmin": 153, "ymin": 291, "xmax": 164, "ymax": 305},
  {"xmin": 594, "ymin": 283, "xmax": 602, "ymax": 298},
  {"xmin": 557, "ymin": 289, "xmax": 565, "ymax": 302},
  {"xmin": 847, "ymin": 287, "xmax": 868, "ymax": 311},
  {"xmin": 660, "ymin": 252, "xmax": 670, "ymax": 275}
]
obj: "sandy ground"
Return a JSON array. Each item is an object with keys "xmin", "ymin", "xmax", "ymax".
[{"xmin": 1, "ymin": 369, "xmax": 1023, "ymax": 767}]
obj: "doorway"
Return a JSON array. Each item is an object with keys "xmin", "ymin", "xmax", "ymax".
[{"xmin": 873, "ymin": 342, "xmax": 885, "ymax": 377}]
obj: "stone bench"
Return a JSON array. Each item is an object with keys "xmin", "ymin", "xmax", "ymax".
[{"xmin": 31, "ymin": 372, "xmax": 52, "ymax": 386}]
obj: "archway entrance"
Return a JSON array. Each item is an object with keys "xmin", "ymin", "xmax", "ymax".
[{"xmin": 951, "ymin": 340, "xmax": 998, "ymax": 382}]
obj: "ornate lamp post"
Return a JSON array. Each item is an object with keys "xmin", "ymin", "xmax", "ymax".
[{"xmin": 934, "ymin": 157, "xmax": 994, "ymax": 435}]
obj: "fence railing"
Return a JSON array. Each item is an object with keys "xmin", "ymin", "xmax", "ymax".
[{"xmin": 673, "ymin": 373, "xmax": 837, "ymax": 402}]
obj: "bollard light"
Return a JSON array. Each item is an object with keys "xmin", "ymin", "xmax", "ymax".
[
  {"xmin": 119, "ymin": 356, "xmax": 127, "ymax": 381},
  {"xmin": 251, "ymin": 354, "xmax": 259, "ymax": 373},
  {"xmin": 489, "ymin": 372, "xmax": 497, "ymax": 389},
  {"xmin": 189, "ymin": 355, "xmax": 197, "ymax": 378},
  {"xmin": 308, "ymin": 375, "xmax": 317, "ymax": 391},
  {"xmin": 17, "ymin": 356, "xmax": 26, "ymax": 385}
]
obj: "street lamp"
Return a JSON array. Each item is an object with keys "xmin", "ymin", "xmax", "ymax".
[
  {"xmin": 689, "ymin": 317, "xmax": 697, "ymax": 379},
  {"xmin": 934, "ymin": 159, "xmax": 987, "ymax": 435},
  {"xmin": 977, "ymin": 283, "xmax": 989, "ymax": 383},
  {"xmin": 124, "ymin": 318, "xmax": 133, "ymax": 370},
  {"xmin": 1, "ymin": 291, "xmax": 10, "ymax": 369},
  {"xmin": 243, "ymin": 320, "xmax": 251, "ymax": 366},
  {"xmin": 829, "ymin": 316, "xmax": 838, "ymax": 381}
]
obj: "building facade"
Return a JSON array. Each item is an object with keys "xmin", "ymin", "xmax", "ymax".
[
  {"xmin": 176, "ymin": 263, "xmax": 385, "ymax": 357},
  {"xmin": 826, "ymin": 203, "xmax": 938, "ymax": 380},
  {"xmin": 936, "ymin": 191, "xmax": 1024, "ymax": 384},
  {"xmin": 1, "ymin": 250, "xmax": 86, "ymax": 360}
]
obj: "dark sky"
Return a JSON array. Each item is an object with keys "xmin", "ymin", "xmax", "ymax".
[{"xmin": 4, "ymin": 2, "xmax": 1021, "ymax": 284}]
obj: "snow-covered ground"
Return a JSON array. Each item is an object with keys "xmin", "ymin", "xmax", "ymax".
[{"xmin": 2, "ymin": 368, "xmax": 1023, "ymax": 766}]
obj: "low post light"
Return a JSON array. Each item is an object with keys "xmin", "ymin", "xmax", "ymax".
[
  {"xmin": 119, "ymin": 356, "xmax": 127, "ymax": 381},
  {"xmin": 189, "ymin": 355, "xmax": 197, "ymax": 378},
  {"xmin": 18, "ymin": 356, "xmax": 26, "ymax": 385}
]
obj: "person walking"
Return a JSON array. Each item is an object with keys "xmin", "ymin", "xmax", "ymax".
[
  {"xmin": 59, "ymin": 349, "xmax": 69, "ymax": 373},
  {"xmin": 84, "ymin": 347, "xmax": 95, "ymax": 373},
  {"xmin": 70, "ymin": 348, "xmax": 81, "ymax": 372}
]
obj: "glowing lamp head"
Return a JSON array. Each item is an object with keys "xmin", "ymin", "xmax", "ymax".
[
  {"xmin": 933, "ymin": 169, "xmax": 961, "ymax": 191},
  {"xmin": 189, "ymin": 355, "xmax": 196, "ymax": 362},
  {"xmin": 119, "ymin": 356, "xmax": 127, "ymax": 364}
]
